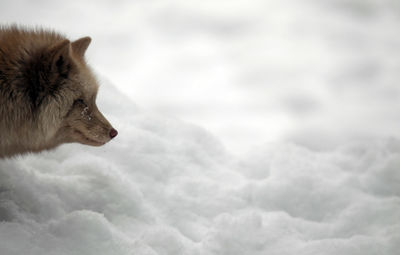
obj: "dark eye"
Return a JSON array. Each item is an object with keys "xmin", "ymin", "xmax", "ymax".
[{"xmin": 74, "ymin": 98, "xmax": 86, "ymax": 106}]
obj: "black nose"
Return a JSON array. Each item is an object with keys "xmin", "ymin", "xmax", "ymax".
[{"xmin": 109, "ymin": 128, "xmax": 118, "ymax": 138}]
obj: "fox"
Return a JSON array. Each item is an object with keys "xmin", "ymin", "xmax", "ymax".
[{"xmin": 0, "ymin": 26, "xmax": 118, "ymax": 158}]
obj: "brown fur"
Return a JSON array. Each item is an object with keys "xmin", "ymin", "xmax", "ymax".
[{"xmin": 0, "ymin": 25, "xmax": 117, "ymax": 158}]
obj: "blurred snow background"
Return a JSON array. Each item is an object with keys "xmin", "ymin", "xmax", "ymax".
[{"xmin": 1, "ymin": 0, "xmax": 400, "ymax": 254}]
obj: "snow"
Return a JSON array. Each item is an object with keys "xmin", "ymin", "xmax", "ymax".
[
  {"xmin": 1, "ymin": 83, "xmax": 400, "ymax": 255},
  {"xmin": 1, "ymin": 0, "xmax": 400, "ymax": 254}
]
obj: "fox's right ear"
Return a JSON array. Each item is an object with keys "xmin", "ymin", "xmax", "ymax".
[
  {"xmin": 47, "ymin": 39, "xmax": 71, "ymax": 75},
  {"xmin": 71, "ymin": 37, "xmax": 91, "ymax": 57}
]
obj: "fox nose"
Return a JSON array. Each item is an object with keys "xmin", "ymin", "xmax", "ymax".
[{"xmin": 109, "ymin": 128, "xmax": 118, "ymax": 139}]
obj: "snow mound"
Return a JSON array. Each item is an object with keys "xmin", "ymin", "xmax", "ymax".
[{"xmin": 0, "ymin": 83, "xmax": 399, "ymax": 255}]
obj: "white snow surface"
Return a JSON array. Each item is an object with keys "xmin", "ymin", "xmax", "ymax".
[{"xmin": 0, "ymin": 83, "xmax": 399, "ymax": 255}]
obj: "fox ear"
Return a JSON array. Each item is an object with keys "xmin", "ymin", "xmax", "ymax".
[
  {"xmin": 48, "ymin": 39, "xmax": 71, "ymax": 75},
  {"xmin": 27, "ymin": 40, "xmax": 71, "ymax": 106},
  {"xmin": 71, "ymin": 36, "xmax": 91, "ymax": 57}
]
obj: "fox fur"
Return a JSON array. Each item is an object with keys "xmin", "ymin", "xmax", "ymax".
[{"xmin": 0, "ymin": 26, "xmax": 117, "ymax": 158}]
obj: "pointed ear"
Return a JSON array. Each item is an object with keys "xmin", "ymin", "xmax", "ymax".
[
  {"xmin": 48, "ymin": 39, "xmax": 71, "ymax": 73},
  {"xmin": 27, "ymin": 40, "xmax": 71, "ymax": 106},
  {"xmin": 71, "ymin": 36, "xmax": 91, "ymax": 57}
]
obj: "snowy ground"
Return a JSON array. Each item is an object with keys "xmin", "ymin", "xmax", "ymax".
[
  {"xmin": 1, "ymin": 83, "xmax": 399, "ymax": 254},
  {"xmin": 1, "ymin": 0, "xmax": 400, "ymax": 254}
]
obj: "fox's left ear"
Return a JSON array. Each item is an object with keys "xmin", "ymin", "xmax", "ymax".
[
  {"xmin": 71, "ymin": 37, "xmax": 91, "ymax": 57},
  {"xmin": 47, "ymin": 39, "xmax": 71, "ymax": 76}
]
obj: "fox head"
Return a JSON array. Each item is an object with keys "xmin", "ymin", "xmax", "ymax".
[
  {"xmin": 0, "ymin": 27, "xmax": 118, "ymax": 158},
  {"xmin": 23, "ymin": 36, "xmax": 118, "ymax": 149}
]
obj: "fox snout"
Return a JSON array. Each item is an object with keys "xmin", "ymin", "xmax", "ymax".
[
  {"xmin": 64, "ymin": 99, "xmax": 118, "ymax": 147},
  {"xmin": 90, "ymin": 106, "xmax": 118, "ymax": 144},
  {"xmin": 110, "ymin": 128, "xmax": 118, "ymax": 138}
]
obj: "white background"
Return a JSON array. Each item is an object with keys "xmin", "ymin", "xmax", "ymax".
[
  {"xmin": 0, "ymin": 1, "xmax": 399, "ymax": 254},
  {"xmin": 2, "ymin": 0, "xmax": 400, "ymax": 153}
]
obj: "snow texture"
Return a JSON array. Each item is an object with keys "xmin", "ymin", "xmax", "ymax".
[{"xmin": 0, "ymin": 83, "xmax": 399, "ymax": 255}]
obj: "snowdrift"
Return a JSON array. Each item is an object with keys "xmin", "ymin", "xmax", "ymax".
[{"xmin": 0, "ymin": 83, "xmax": 399, "ymax": 255}]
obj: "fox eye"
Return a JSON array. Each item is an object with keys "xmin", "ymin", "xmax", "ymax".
[{"xmin": 74, "ymin": 98, "xmax": 86, "ymax": 106}]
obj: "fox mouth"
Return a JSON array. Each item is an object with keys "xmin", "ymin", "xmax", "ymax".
[{"xmin": 73, "ymin": 129, "xmax": 106, "ymax": 146}]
